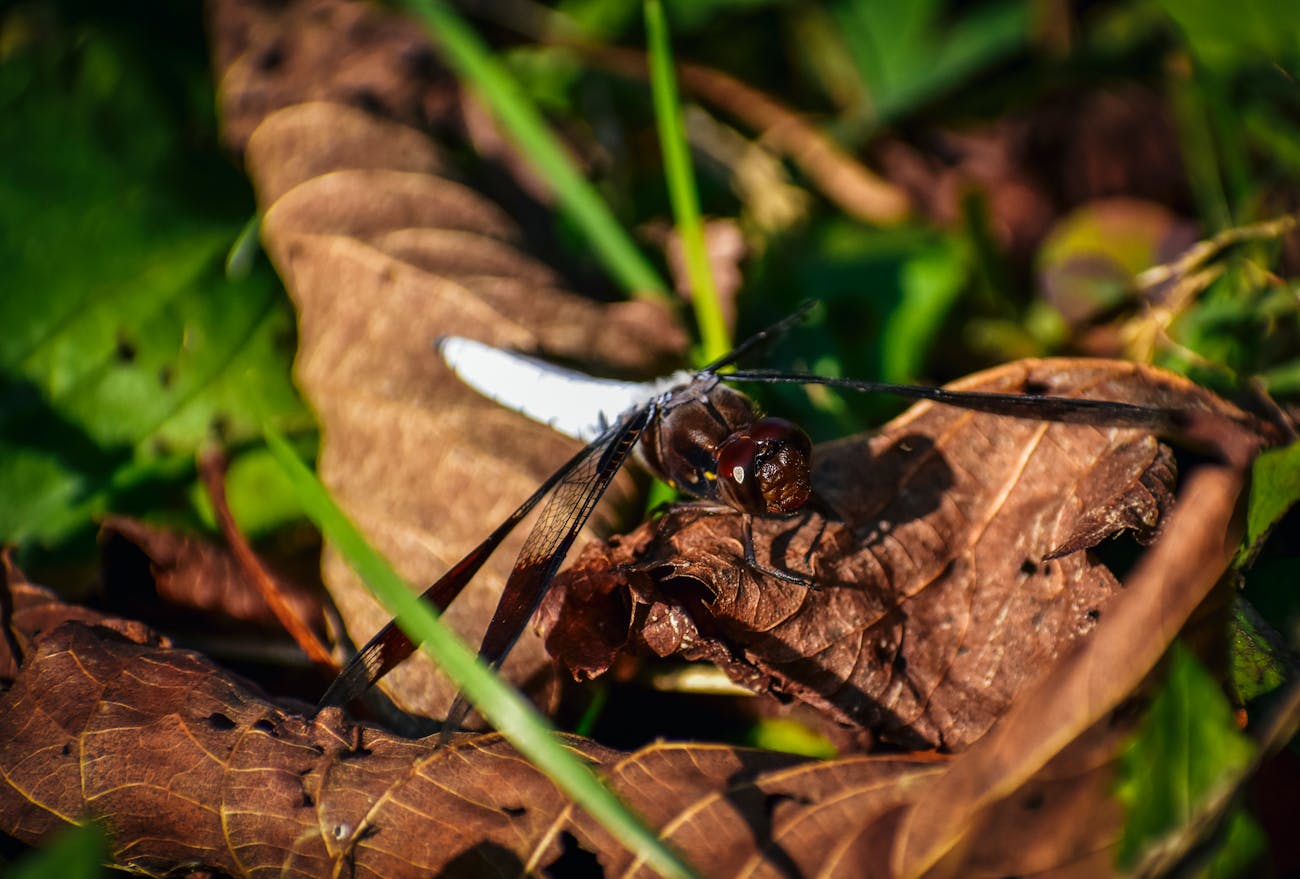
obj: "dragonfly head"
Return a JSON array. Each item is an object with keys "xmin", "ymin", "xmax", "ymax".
[{"xmin": 716, "ymin": 418, "xmax": 813, "ymax": 515}]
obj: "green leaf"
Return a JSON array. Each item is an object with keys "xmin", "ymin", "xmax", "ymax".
[
  {"xmin": 1240, "ymin": 441, "xmax": 1300, "ymax": 563},
  {"xmin": 0, "ymin": 20, "xmax": 310, "ymax": 550},
  {"xmin": 1228, "ymin": 600, "xmax": 1290, "ymax": 704},
  {"xmin": 881, "ymin": 236, "xmax": 969, "ymax": 383},
  {"xmin": 1157, "ymin": 0, "xmax": 1300, "ymax": 71},
  {"xmin": 1208, "ymin": 809, "xmax": 1270, "ymax": 879},
  {"xmin": 7, "ymin": 823, "xmax": 109, "ymax": 879},
  {"xmin": 829, "ymin": 0, "xmax": 1029, "ymax": 124},
  {"xmin": 1116, "ymin": 642, "xmax": 1259, "ymax": 871},
  {"xmin": 745, "ymin": 717, "xmax": 838, "ymax": 759}
]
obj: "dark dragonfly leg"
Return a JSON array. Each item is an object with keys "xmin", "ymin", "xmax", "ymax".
[{"xmin": 740, "ymin": 513, "xmax": 816, "ymax": 587}]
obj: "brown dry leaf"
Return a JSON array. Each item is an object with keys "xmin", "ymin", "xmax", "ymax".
[
  {"xmin": 210, "ymin": 0, "xmax": 686, "ymax": 719},
  {"xmin": 545, "ymin": 359, "xmax": 1259, "ymax": 751},
  {"xmin": 0, "ymin": 443, "xmax": 1257, "ymax": 879},
  {"xmin": 0, "ymin": 566, "xmax": 948, "ymax": 879},
  {"xmin": 899, "ymin": 461, "xmax": 1252, "ymax": 878},
  {"xmin": 0, "ymin": 550, "xmax": 165, "ymax": 682},
  {"xmin": 99, "ymin": 516, "xmax": 324, "ymax": 633}
]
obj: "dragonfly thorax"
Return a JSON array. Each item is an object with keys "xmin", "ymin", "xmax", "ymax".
[{"xmin": 642, "ymin": 380, "xmax": 814, "ymax": 515}]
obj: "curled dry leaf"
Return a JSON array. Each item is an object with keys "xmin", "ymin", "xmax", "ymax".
[
  {"xmin": 0, "ymin": 550, "xmax": 166, "ymax": 682},
  {"xmin": 99, "ymin": 516, "xmax": 324, "ymax": 634},
  {"xmin": 544, "ymin": 359, "xmax": 1262, "ymax": 750},
  {"xmin": 210, "ymin": 0, "xmax": 686, "ymax": 719},
  {"xmin": 898, "ymin": 462, "xmax": 1254, "ymax": 878}
]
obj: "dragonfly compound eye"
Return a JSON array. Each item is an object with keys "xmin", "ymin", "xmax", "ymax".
[{"xmin": 717, "ymin": 418, "xmax": 813, "ymax": 515}]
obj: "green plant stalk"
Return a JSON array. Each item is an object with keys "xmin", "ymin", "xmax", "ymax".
[
  {"xmin": 398, "ymin": 0, "xmax": 670, "ymax": 304},
  {"xmin": 265, "ymin": 427, "xmax": 699, "ymax": 879},
  {"xmin": 644, "ymin": 0, "xmax": 731, "ymax": 363}
]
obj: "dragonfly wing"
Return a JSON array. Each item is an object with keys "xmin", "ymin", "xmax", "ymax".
[
  {"xmin": 317, "ymin": 425, "xmax": 618, "ymax": 710},
  {"xmin": 722, "ymin": 370, "xmax": 1193, "ymax": 433},
  {"xmin": 441, "ymin": 404, "xmax": 652, "ymax": 736}
]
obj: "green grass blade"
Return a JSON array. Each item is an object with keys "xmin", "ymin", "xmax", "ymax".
[
  {"xmin": 265, "ymin": 427, "xmax": 699, "ymax": 879},
  {"xmin": 398, "ymin": 0, "xmax": 670, "ymax": 304},
  {"xmin": 644, "ymin": 0, "xmax": 730, "ymax": 363}
]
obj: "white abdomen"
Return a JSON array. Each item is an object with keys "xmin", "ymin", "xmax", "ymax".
[{"xmin": 437, "ymin": 336, "xmax": 690, "ymax": 442}]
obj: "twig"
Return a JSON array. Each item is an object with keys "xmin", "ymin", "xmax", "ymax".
[
  {"xmin": 1135, "ymin": 212, "xmax": 1300, "ymax": 290},
  {"xmin": 198, "ymin": 450, "xmax": 337, "ymax": 673},
  {"xmin": 584, "ymin": 44, "xmax": 912, "ymax": 226},
  {"xmin": 461, "ymin": 0, "xmax": 910, "ymax": 226},
  {"xmin": 1126, "ymin": 212, "xmax": 1300, "ymax": 363}
]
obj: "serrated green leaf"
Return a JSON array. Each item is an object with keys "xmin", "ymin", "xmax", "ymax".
[{"xmin": 829, "ymin": 0, "xmax": 1029, "ymax": 124}]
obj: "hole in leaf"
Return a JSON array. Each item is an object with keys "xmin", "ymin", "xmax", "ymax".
[
  {"xmin": 350, "ymin": 88, "xmax": 384, "ymax": 115},
  {"xmin": 252, "ymin": 718, "xmax": 277, "ymax": 736},
  {"xmin": 543, "ymin": 831, "xmax": 603, "ymax": 879},
  {"xmin": 206, "ymin": 712, "xmax": 237, "ymax": 731},
  {"xmin": 115, "ymin": 334, "xmax": 136, "ymax": 364},
  {"xmin": 401, "ymin": 44, "xmax": 437, "ymax": 79},
  {"xmin": 256, "ymin": 42, "xmax": 284, "ymax": 72},
  {"xmin": 501, "ymin": 805, "xmax": 526, "ymax": 818}
]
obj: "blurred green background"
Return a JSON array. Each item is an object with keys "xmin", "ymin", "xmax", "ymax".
[{"xmin": 2, "ymin": 0, "xmax": 1299, "ymax": 873}]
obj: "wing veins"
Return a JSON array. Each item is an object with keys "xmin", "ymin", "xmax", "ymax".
[
  {"xmin": 316, "ymin": 415, "xmax": 636, "ymax": 711},
  {"xmin": 440, "ymin": 405, "xmax": 652, "ymax": 736}
]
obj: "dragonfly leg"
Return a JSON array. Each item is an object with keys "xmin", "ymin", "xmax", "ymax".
[{"xmin": 741, "ymin": 513, "xmax": 819, "ymax": 589}]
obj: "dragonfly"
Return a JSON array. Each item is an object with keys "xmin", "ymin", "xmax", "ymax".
[{"xmin": 317, "ymin": 304, "xmax": 1201, "ymax": 732}]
